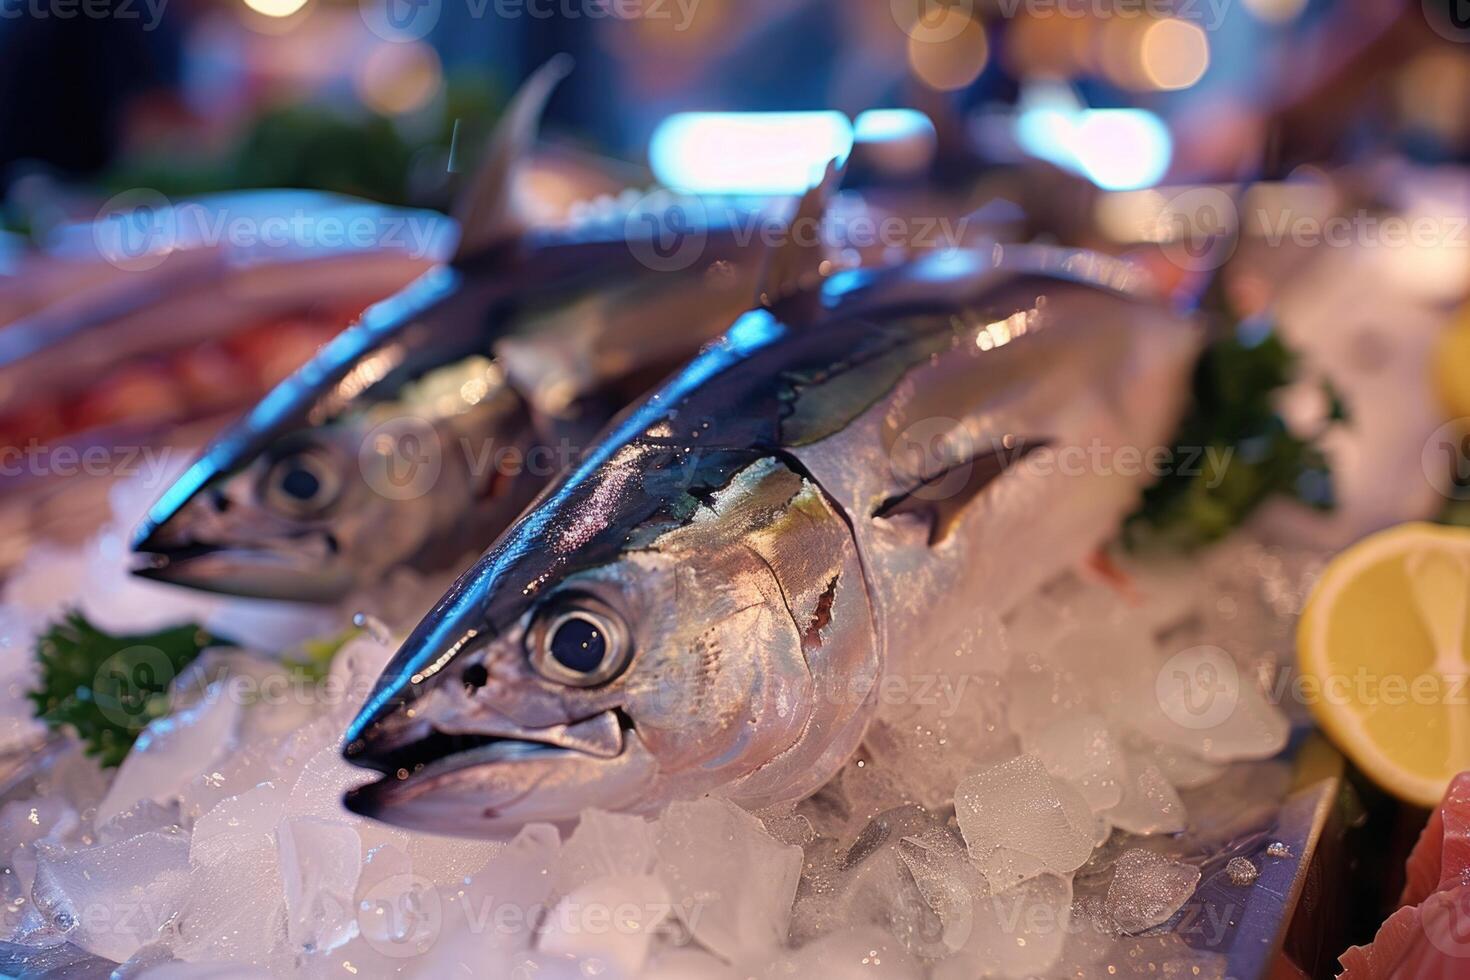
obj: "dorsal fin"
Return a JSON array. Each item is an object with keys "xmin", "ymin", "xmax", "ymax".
[
  {"xmin": 874, "ymin": 437, "xmax": 1050, "ymax": 546},
  {"xmin": 756, "ymin": 159, "xmax": 843, "ymax": 324},
  {"xmin": 451, "ymin": 54, "xmax": 573, "ymax": 263}
]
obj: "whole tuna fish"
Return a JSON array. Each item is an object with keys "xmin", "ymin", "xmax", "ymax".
[
  {"xmin": 341, "ymin": 170, "xmax": 1202, "ymax": 836},
  {"xmin": 131, "ymin": 58, "xmax": 762, "ymax": 602}
]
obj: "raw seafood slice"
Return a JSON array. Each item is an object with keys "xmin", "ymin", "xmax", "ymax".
[{"xmin": 1340, "ymin": 772, "xmax": 1470, "ymax": 978}]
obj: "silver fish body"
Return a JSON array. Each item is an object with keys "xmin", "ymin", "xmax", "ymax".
[
  {"xmin": 341, "ymin": 243, "xmax": 1201, "ymax": 837},
  {"xmin": 130, "ymin": 57, "xmax": 764, "ymax": 602},
  {"xmin": 131, "ymin": 218, "xmax": 762, "ymax": 602}
]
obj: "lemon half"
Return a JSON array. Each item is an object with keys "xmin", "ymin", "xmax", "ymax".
[
  {"xmin": 1435, "ymin": 306, "xmax": 1470, "ymax": 421},
  {"xmin": 1297, "ymin": 522, "xmax": 1470, "ymax": 808}
]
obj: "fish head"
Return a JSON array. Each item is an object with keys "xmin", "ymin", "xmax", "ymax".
[
  {"xmin": 343, "ymin": 444, "xmax": 877, "ymax": 836},
  {"xmin": 133, "ymin": 420, "xmax": 383, "ymax": 601},
  {"xmin": 133, "ymin": 268, "xmax": 533, "ymax": 602}
]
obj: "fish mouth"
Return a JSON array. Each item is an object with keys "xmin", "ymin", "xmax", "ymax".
[
  {"xmin": 342, "ymin": 710, "xmax": 656, "ymax": 835},
  {"xmin": 131, "ymin": 536, "xmax": 351, "ymax": 603},
  {"xmin": 346, "ymin": 724, "xmax": 589, "ymax": 778}
]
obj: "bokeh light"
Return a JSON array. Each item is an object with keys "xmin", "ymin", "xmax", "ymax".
[
  {"xmin": 1139, "ymin": 19, "xmax": 1210, "ymax": 91},
  {"xmin": 907, "ymin": 11, "xmax": 990, "ymax": 91},
  {"xmin": 650, "ymin": 112, "xmax": 853, "ymax": 194},
  {"xmin": 356, "ymin": 42, "xmax": 443, "ymax": 117},
  {"xmin": 241, "ymin": 0, "xmax": 307, "ymax": 17},
  {"xmin": 1243, "ymin": 0, "xmax": 1309, "ymax": 24}
]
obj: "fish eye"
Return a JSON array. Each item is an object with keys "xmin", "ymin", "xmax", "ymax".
[
  {"xmin": 262, "ymin": 450, "xmax": 341, "ymax": 518},
  {"xmin": 527, "ymin": 596, "xmax": 632, "ymax": 687}
]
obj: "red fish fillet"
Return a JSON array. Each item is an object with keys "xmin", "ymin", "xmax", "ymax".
[{"xmin": 1339, "ymin": 773, "xmax": 1470, "ymax": 979}]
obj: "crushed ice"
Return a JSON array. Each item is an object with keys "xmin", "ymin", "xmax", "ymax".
[{"xmin": 0, "ymin": 479, "xmax": 1311, "ymax": 977}]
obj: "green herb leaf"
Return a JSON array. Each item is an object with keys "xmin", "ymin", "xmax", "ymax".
[
  {"xmin": 1126, "ymin": 316, "xmax": 1341, "ymax": 551},
  {"xmin": 28, "ymin": 610, "xmax": 226, "ymax": 768},
  {"xmin": 282, "ymin": 627, "xmax": 360, "ymax": 686}
]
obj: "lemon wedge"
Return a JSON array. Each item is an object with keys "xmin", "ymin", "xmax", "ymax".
[
  {"xmin": 1434, "ymin": 306, "xmax": 1470, "ymax": 421},
  {"xmin": 1297, "ymin": 522, "xmax": 1470, "ymax": 808}
]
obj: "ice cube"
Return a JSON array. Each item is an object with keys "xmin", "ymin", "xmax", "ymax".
[
  {"xmin": 1021, "ymin": 714, "xmax": 1124, "ymax": 812},
  {"xmin": 419, "ymin": 946, "xmax": 596, "ymax": 980},
  {"xmin": 0, "ymin": 796, "xmax": 79, "ymax": 913},
  {"xmin": 642, "ymin": 947, "xmax": 742, "ymax": 979},
  {"xmin": 1003, "ymin": 591, "xmax": 1071, "ymax": 659},
  {"xmin": 95, "ymin": 683, "xmax": 241, "ymax": 827},
  {"xmin": 30, "ymin": 830, "xmax": 191, "ymax": 963},
  {"xmin": 1052, "ymin": 929, "xmax": 1227, "ymax": 979},
  {"xmin": 934, "ymin": 872, "xmax": 1072, "ymax": 980},
  {"xmin": 1104, "ymin": 849, "xmax": 1200, "ymax": 934},
  {"xmin": 285, "ymin": 745, "xmax": 410, "ymax": 858},
  {"xmin": 1, "ymin": 797, "xmax": 79, "ymax": 854},
  {"xmin": 404, "ymin": 831, "xmax": 503, "ymax": 887},
  {"xmin": 111, "ymin": 941, "xmax": 174, "ymax": 975},
  {"xmin": 536, "ymin": 873, "xmax": 670, "ymax": 975},
  {"xmin": 808, "ymin": 806, "xmax": 950, "ymax": 958},
  {"xmin": 786, "ymin": 835, "xmax": 848, "ymax": 946},
  {"xmin": 759, "ymin": 804, "xmax": 817, "ymax": 848},
  {"xmin": 553, "ymin": 809, "xmax": 655, "ymax": 895},
  {"xmin": 1114, "ymin": 641, "xmax": 1289, "ymax": 763},
  {"xmin": 895, "ymin": 826, "xmax": 987, "ymax": 955},
  {"xmin": 353, "ymin": 842, "xmax": 437, "ymax": 961},
  {"xmin": 132, "ymin": 962, "xmax": 276, "ymax": 979},
  {"xmin": 761, "ymin": 926, "xmax": 924, "ymax": 978},
  {"xmin": 654, "ymin": 797, "xmax": 802, "ymax": 962},
  {"xmin": 316, "ymin": 934, "xmax": 417, "ymax": 979},
  {"xmin": 1002, "ymin": 655, "xmax": 1090, "ymax": 737},
  {"xmin": 864, "ymin": 670, "xmax": 1017, "ymax": 812},
  {"xmin": 900, "ymin": 609, "xmax": 1010, "ymax": 684},
  {"xmin": 955, "ymin": 755, "xmax": 1097, "ymax": 881},
  {"xmin": 178, "ymin": 731, "xmax": 283, "ymax": 825},
  {"xmin": 793, "ymin": 779, "xmax": 856, "ymax": 845},
  {"xmin": 33, "ymin": 742, "xmax": 110, "ymax": 817},
  {"xmin": 832, "ymin": 751, "xmax": 921, "ymax": 841},
  {"xmin": 1104, "ymin": 755, "xmax": 1186, "ymax": 836},
  {"xmin": 189, "ymin": 782, "xmax": 287, "ymax": 867},
  {"xmin": 326, "ymin": 633, "xmax": 397, "ymax": 726},
  {"xmin": 1176, "ymin": 760, "xmax": 1291, "ymax": 850},
  {"xmin": 0, "ymin": 636, "xmax": 43, "ymax": 757},
  {"xmin": 444, "ymin": 823, "xmax": 562, "ymax": 955},
  {"xmin": 1122, "ymin": 732, "xmax": 1226, "ymax": 790},
  {"xmin": 285, "ymin": 745, "xmax": 373, "ymax": 823},
  {"xmin": 177, "ymin": 782, "xmax": 293, "ymax": 967},
  {"xmin": 277, "ymin": 816, "xmax": 361, "ymax": 955},
  {"xmin": 979, "ymin": 847, "xmax": 1052, "ymax": 894}
]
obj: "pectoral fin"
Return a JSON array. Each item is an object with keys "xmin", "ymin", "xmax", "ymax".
[{"xmin": 873, "ymin": 438, "xmax": 1049, "ymax": 545}]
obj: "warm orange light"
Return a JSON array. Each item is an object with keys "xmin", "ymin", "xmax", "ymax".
[
  {"xmin": 1139, "ymin": 19, "xmax": 1209, "ymax": 90},
  {"xmin": 356, "ymin": 42, "xmax": 442, "ymax": 116},
  {"xmin": 907, "ymin": 11, "xmax": 990, "ymax": 92}
]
